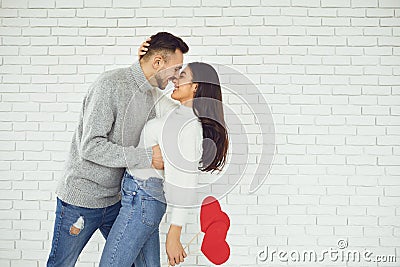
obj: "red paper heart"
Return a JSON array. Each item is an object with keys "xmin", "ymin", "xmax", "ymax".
[
  {"xmin": 213, "ymin": 211, "xmax": 230, "ymax": 230},
  {"xmin": 201, "ymin": 221, "xmax": 230, "ymax": 265},
  {"xmin": 200, "ymin": 196, "xmax": 230, "ymax": 232},
  {"xmin": 200, "ymin": 196, "xmax": 220, "ymax": 232}
]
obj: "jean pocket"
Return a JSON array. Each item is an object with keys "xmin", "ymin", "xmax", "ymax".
[
  {"xmin": 141, "ymin": 195, "xmax": 167, "ymax": 227},
  {"xmin": 121, "ymin": 177, "xmax": 137, "ymax": 196}
]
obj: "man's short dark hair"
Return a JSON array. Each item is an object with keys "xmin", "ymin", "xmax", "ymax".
[{"xmin": 139, "ymin": 32, "xmax": 189, "ymax": 62}]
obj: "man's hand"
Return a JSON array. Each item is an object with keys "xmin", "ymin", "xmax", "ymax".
[
  {"xmin": 151, "ymin": 144, "xmax": 164, "ymax": 170},
  {"xmin": 166, "ymin": 225, "xmax": 187, "ymax": 266},
  {"xmin": 138, "ymin": 37, "xmax": 151, "ymax": 58}
]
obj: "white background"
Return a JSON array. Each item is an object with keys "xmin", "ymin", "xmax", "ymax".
[{"xmin": 0, "ymin": 0, "xmax": 399, "ymax": 266}]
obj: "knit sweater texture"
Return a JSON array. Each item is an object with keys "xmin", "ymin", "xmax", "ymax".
[{"xmin": 56, "ymin": 61, "xmax": 156, "ymax": 208}]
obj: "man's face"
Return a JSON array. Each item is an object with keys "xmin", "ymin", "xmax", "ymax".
[{"xmin": 154, "ymin": 49, "xmax": 183, "ymax": 90}]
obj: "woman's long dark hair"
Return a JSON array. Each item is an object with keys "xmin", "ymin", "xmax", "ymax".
[{"xmin": 188, "ymin": 62, "xmax": 229, "ymax": 173}]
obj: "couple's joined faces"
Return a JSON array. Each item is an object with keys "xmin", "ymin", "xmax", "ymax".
[{"xmin": 154, "ymin": 49, "xmax": 183, "ymax": 90}]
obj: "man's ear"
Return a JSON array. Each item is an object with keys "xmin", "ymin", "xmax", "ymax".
[{"xmin": 152, "ymin": 55, "xmax": 164, "ymax": 70}]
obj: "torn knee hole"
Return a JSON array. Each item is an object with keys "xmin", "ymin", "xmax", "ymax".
[{"xmin": 69, "ymin": 216, "xmax": 84, "ymax": 236}]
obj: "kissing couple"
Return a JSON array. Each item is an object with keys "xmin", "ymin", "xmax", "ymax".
[{"xmin": 47, "ymin": 32, "xmax": 229, "ymax": 267}]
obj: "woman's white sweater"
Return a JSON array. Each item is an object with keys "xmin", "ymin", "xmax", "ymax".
[{"xmin": 129, "ymin": 102, "xmax": 203, "ymax": 227}]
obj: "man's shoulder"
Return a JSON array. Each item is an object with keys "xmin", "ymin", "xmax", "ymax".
[
  {"xmin": 87, "ymin": 66, "xmax": 131, "ymax": 96},
  {"xmin": 97, "ymin": 66, "xmax": 130, "ymax": 83}
]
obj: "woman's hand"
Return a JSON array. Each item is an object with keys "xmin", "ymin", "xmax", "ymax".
[
  {"xmin": 138, "ymin": 37, "xmax": 151, "ymax": 58},
  {"xmin": 166, "ymin": 225, "xmax": 187, "ymax": 266}
]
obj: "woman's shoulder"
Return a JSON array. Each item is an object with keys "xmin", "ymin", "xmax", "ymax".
[
  {"xmin": 144, "ymin": 116, "xmax": 163, "ymax": 131},
  {"xmin": 147, "ymin": 106, "xmax": 202, "ymax": 136}
]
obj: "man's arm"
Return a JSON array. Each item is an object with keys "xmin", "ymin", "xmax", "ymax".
[{"xmin": 79, "ymin": 76, "xmax": 153, "ymax": 169}]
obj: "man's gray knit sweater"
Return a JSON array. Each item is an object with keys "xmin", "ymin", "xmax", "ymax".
[{"xmin": 56, "ymin": 61, "xmax": 156, "ymax": 208}]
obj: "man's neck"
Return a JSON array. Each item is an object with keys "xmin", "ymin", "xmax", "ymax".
[{"xmin": 139, "ymin": 60, "xmax": 154, "ymax": 83}]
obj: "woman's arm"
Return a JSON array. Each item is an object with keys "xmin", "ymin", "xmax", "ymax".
[
  {"xmin": 164, "ymin": 120, "xmax": 201, "ymax": 266},
  {"xmin": 138, "ymin": 37, "xmax": 151, "ymax": 58}
]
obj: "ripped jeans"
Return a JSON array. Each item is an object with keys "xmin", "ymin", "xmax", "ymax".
[
  {"xmin": 47, "ymin": 197, "xmax": 122, "ymax": 267},
  {"xmin": 99, "ymin": 171, "xmax": 167, "ymax": 267}
]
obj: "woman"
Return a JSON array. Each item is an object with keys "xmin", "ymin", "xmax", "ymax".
[{"xmin": 99, "ymin": 61, "xmax": 229, "ymax": 267}]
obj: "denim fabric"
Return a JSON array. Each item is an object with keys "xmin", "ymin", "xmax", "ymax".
[
  {"xmin": 47, "ymin": 197, "xmax": 122, "ymax": 267},
  {"xmin": 99, "ymin": 171, "xmax": 167, "ymax": 267}
]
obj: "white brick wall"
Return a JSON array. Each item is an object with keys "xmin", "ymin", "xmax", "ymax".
[{"xmin": 1, "ymin": 0, "xmax": 400, "ymax": 266}]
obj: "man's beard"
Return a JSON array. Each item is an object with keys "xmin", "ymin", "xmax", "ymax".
[{"xmin": 155, "ymin": 74, "xmax": 165, "ymax": 89}]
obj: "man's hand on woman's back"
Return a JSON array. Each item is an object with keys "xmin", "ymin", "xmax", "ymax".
[{"xmin": 151, "ymin": 144, "xmax": 164, "ymax": 170}]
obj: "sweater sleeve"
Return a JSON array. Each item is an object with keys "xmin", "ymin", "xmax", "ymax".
[
  {"xmin": 79, "ymin": 76, "xmax": 152, "ymax": 169},
  {"xmin": 164, "ymin": 121, "xmax": 200, "ymax": 227}
]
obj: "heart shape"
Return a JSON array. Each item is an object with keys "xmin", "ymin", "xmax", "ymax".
[
  {"xmin": 201, "ymin": 221, "xmax": 230, "ymax": 265},
  {"xmin": 200, "ymin": 196, "xmax": 230, "ymax": 233},
  {"xmin": 199, "ymin": 196, "xmax": 231, "ymax": 265}
]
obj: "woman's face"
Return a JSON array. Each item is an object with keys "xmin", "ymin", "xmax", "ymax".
[{"xmin": 171, "ymin": 66, "xmax": 197, "ymax": 104}]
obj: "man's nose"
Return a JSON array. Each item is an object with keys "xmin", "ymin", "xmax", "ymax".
[{"xmin": 174, "ymin": 69, "xmax": 180, "ymax": 78}]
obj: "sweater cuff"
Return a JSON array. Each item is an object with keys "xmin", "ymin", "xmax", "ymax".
[
  {"xmin": 125, "ymin": 146, "xmax": 153, "ymax": 170},
  {"xmin": 169, "ymin": 207, "xmax": 187, "ymax": 227}
]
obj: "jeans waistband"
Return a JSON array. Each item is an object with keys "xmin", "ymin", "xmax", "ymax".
[{"xmin": 124, "ymin": 170, "xmax": 164, "ymax": 189}]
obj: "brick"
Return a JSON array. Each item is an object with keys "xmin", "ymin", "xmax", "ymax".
[{"xmin": 0, "ymin": 2, "xmax": 398, "ymax": 265}]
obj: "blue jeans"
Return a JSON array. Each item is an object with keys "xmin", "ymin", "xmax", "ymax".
[
  {"xmin": 46, "ymin": 197, "xmax": 122, "ymax": 267},
  {"xmin": 99, "ymin": 171, "xmax": 167, "ymax": 267}
]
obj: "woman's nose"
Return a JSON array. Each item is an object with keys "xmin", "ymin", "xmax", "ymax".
[{"xmin": 170, "ymin": 76, "xmax": 178, "ymax": 85}]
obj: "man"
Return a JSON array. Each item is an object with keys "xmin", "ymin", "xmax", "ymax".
[{"xmin": 47, "ymin": 32, "xmax": 188, "ymax": 267}]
